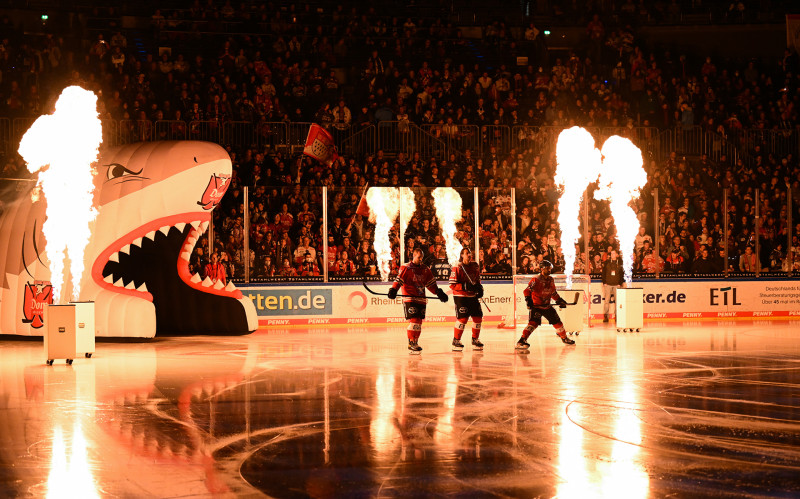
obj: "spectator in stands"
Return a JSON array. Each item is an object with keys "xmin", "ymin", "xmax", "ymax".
[
  {"xmin": 293, "ymin": 236, "xmax": 316, "ymax": 264},
  {"xmin": 204, "ymin": 252, "xmax": 227, "ymax": 286},
  {"xmin": 487, "ymin": 253, "xmax": 512, "ymax": 274},
  {"xmin": 634, "ymin": 226, "xmax": 653, "ymax": 253},
  {"xmin": 665, "ymin": 248, "xmax": 685, "ymax": 273},
  {"xmin": 259, "ymin": 256, "xmax": 277, "ymax": 278},
  {"xmin": 339, "ymin": 236, "xmax": 358, "ymax": 261},
  {"xmin": 276, "ymin": 237, "xmax": 294, "ymax": 268},
  {"xmin": 739, "ymin": 246, "xmax": 758, "ymax": 272},
  {"xmin": 639, "ymin": 247, "xmax": 661, "ymax": 274},
  {"xmin": 691, "ymin": 247, "xmax": 717, "ymax": 274},
  {"xmin": 332, "ymin": 250, "xmax": 356, "ymax": 276},
  {"xmin": 518, "ymin": 255, "xmax": 534, "ymax": 274},
  {"xmin": 1, "ymin": 0, "xmax": 796, "ymax": 288},
  {"xmin": 297, "ymin": 252, "xmax": 321, "ymax": 276},
  {"xmin": 278, "ymin": 258, "xmax": 298, "ymax": 277},
  {"xmin": 357, "ymin": 252, "xmax": 378, "ymax": 277}
]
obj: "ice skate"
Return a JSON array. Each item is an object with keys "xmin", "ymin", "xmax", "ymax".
[
  {"xmin": 408, "ymin": 340, "xmax": 422, "ymax": 353},
  {"xmin": 558, "ymin": 334, "xmax": 576, "ymax": 345},
  {"xmin": 471, "ymin": 338, "xmax": 484, "ymax": 350},
  {"xmin": 515, "ymin": 338, "xmax": 530, "ymax": 350},
  {"xmin": 451, "ymin": 338, "xmax": 464, "ymax": 351}
]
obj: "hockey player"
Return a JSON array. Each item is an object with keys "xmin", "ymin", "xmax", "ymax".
[
  {"xmin": 516, "ymin": 260, "xmax": 575, "ymax": 349},
  {"xmin": 449, "ymin": 248, "xmax": 484, "ymax": 351},
  {"xmin": 388, "ymin": 247, "xmax": 449, "ymax": 352}
]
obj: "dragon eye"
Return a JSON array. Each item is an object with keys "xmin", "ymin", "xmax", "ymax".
[{"xmin": 106, "ymin": 163, "xmax": 143, "ymax": 180}]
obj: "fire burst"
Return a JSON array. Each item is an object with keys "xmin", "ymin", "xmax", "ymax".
[
  {"xmin": 18, "ymin": 86, "xmax": 102, "ymax": 304},
  {"xmin": 366, "ymin": 187, "xmax": 400, "ymax": 281},
  {"xmin": 398, "ymin": 187, "xmax": 416, "ymax": 252},
  {"xmin": 432, "ymin": 187, "xmax": 463, "ymax": 267},
  {"xmin": 555, "ymin": 127, "xmax": 602, "ymax": 286},
  {"xmin": 596, "ymin": 136, "xmax": 647, "ymax": 283}
]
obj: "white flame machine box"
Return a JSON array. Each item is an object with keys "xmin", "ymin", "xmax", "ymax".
[
  {"xmin": 44, "ymin": 302, "xmax": 95, "ymax": 365},
  {"xmin": 616, "ymin": 288, "xmax": 643, "ymax": 332}
]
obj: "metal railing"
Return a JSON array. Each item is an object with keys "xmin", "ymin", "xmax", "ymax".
[{"xmin": 3, "ymin": 117, "xmax": 799, "ymax": 171}]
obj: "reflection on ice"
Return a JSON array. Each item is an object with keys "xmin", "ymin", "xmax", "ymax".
[
  {"xmin": 47, "ymin": 423, "xmax": 100, "ymax": 499},
  {"xmin": 1, "ymin": 321, "xmax": 799, "ymax": 497},
  {"xmin": 371, "ymin": 365, "xmax": 396, "ymax": 461}
]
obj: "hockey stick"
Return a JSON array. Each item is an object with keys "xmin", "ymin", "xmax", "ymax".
[
  {"xmin": 497, "ymin": 293, "xmax": 580, "ymax": 329},
  {"xmin": 361, "ymin": 280, "xmax": 430, "ymax": 299},
  {"xmin": 557, "ymin": 290, "xmax": 582, "ymax": 306}
]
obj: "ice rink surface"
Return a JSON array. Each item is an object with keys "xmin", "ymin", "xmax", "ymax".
[{"xmin": 1, "ymin": 319, "xmax": 799, "ymax": 498}]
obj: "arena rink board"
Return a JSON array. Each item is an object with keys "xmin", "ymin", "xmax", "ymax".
[{"xmin": 241, "ymin": 280, "xmax": 800, "ymax": 327}]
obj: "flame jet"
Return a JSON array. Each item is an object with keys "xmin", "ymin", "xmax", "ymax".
[
  {"xmin": 431, "ymin": 187, "xmax": 464, "ymax": 267},
  {"xmin": 596, "ymin": 136, "xmax": 647, "ymax": 283},
  {"xmin": 555, "ymin": 127, "xmax": 602, "ymax": 286},
  {"xmin": 366, "ymin": 187, "xmax": 401, "ymax": 281},
  {"xmin": 18, "ymin": 86, "xmax": 101, "ymax": 303}
]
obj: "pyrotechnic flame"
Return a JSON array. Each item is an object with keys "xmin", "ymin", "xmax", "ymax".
[
  {"xmin": 366, "ymin": 187, "xmax": 400, "ymax": 281},
  {"xmin": 432, "ymin": 187, "xmax": 464, "ymax": 267},
  {"xmin": 398, "ymin": 187, "xmax": 416, "ymax": 249},
  {"xmin": 596, "ymin": 136, "xmax": 647, "ymax": 283},
  {"xmin": 555, "ymin": 127, "xmax": 602, "ymax": 288},
  {"xmin": 18, "ymin": 86, "xmax": 102, "ymax": 304}
]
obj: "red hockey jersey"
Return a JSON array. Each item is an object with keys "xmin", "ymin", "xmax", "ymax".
[
  {"xmin": 392, "ymin": 262, "xmax": 439, "ymax": 304},
  {"xmin": 449, "ymin": 262, "xmax": 481, "ymax": 297},
  {"xmin": 523, "ymin": 274, "xmax": 562, "ymax": 307}
]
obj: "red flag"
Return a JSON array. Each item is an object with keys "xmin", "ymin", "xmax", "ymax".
[
  {"xmin": 346, "ymin": 184, "xmax": 370, "ymax": 229},
  {"xmin": 303, "ymin": 124, "xmax": 338, "ymax": 166},
  {"xmin": 356, "ymin": 184, "xmax": 370, "ymax": 218}
]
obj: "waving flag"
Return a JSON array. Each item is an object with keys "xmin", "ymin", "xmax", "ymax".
[{"xmin": 303, "ymin": 124, "xmax": 338, "ymax": 166}]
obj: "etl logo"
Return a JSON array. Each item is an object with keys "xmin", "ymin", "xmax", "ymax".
[{"xmin": 710, "ymin": 287, "xmax": 741, "ymax": 306}]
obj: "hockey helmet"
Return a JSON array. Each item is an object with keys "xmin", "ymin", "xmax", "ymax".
[{"xmin": 540, "ymin": 260, "xmax": 553, "ymax": 269}]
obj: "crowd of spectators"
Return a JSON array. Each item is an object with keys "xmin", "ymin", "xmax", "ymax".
[{"xmin": 0, "ymin": 1, "xmax": 799, "ymax": 281}]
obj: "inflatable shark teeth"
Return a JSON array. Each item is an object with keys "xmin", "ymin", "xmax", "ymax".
[
  {"xmin": 131, "ymin": 237, "xmax": 143, "ymax": 248},
  {"xmin": 119, "ymin": 244, "xmax": 131, "ymax": 255},
  {"xmin": 137, "ymin": 282, "xmax": 148, "ymax": 293},
  {"xmin": 190, "ymin": 273, "xmax": 202, "ymax": 283},
  {"xmin": 104, "ymin": 274, "xmax": 114, "ymax": 284},
  {"xmin": 199, "ymin": 221, "xmax": 209, "ymax": 234},
  {"xmin": 109, "ymin": 252, "xmax": 119, "ymax": 263},
  {"xmin": 159, "ymin": 225, "xmax": 171, "ymax": 236},
  {"xmin": 180, "ymin": 250, "xmax": 191, "ymax": 261},
  {"xmin": 175, "ymin": 222, "xmax": 186, "ymax": 233},
  {"xmin": 225, "ymin": 281, "xmax": 236, "ymax": 292},
  {"xmin": 202, "ymin": 277, "xmax": 214, "ymax": 287},
  {"xmin": 125, "ymin": 281, "xmax": 136, "ymax": 290},
  {"xmin": 190, "ymin": 220, "xmax": 201, "ymax": 230},
  {"xmin": 145, "ymin": 230, "xmax": 157, "ymax": 241},
  {"xmin": 213, "ymin": 280, "xmax": 225, "ymax": 290},
  {"xmin": 114, "ymin": 278, "xmax": 124, "ymax": 288},
  {"xmin": 187, "ymin": 235, "xmax": 197, "ymax": 247}
]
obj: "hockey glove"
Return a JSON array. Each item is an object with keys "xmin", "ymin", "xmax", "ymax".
[
  {"xmin": 463, "ymin": 282, "xmax": 476, "ymax": 293},
  {"xmin": 525, "ymin": 296, "xmax": 534, "ymax": 309},
  {"xmin": 556, "ymin": 298, "xmax": 568, "ymax": 309},
  {"xmin": 475, "ymin": 284, "xmax": 484, "ymax": 299},
  {"xmin": 387, "ymin": 287, "xmax": 398, "ymax": 300},
  {"xmin": 436, "ymin": 288, "xmax": 449, "ymax": 303}
]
